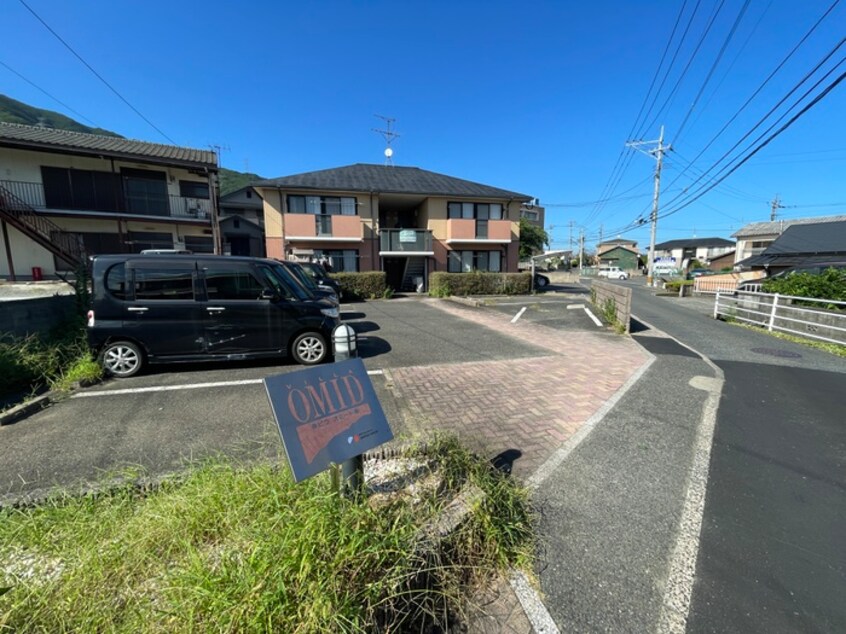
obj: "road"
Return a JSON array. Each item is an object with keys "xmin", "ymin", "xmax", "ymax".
[{"xmin": 624, "ymin": 280, "xmax": 846, "ymax": 632}]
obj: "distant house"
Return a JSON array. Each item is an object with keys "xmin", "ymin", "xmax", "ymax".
[
  {"xmin": 707, "ymin": 250, "xmax": 735, "ymax": 272},
  {"xmin": 519, "ymin": 199, "xmax": 545, "ymax": 228},
  {"xmin": 654, "ymin": 237, "xmax": 734, "ymax": 268},
  {"xmin": 732, "ymin": 214, "xmax": 846, "ymax": 265},
  {"xmin": 597, "ymin": 238, "xmax": 639, "ymax": 270},
  {"xmin": 251, "ymin": 163, "xmax": 532, "ymax": 291},
  {"xmin": 219, "ymin": 186, "xmax": 264, "ymax": 257},
  {"xmin": 737, "ymin": 220, "xmax": 846, "ymax": 274},
  {"xmin": 0, "ymin": 122, "xmax": 219, "ymax": 280}
]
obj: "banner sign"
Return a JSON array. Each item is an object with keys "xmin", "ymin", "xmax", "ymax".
[
  {"xmin": 264, "ymin": 358, "xmax": 393, "ymax": 482},
  {"xmin": 399, "ymin": 229, "xmax": 417, "ymax": 243}
]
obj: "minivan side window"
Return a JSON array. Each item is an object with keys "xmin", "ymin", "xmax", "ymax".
[
  {"xmin": 134, "ymin": 268, "xmax": 195, "ymax": 300},
  {"xmin": 205, "ymin": 268, "xmax": 266, "ymax": 301},
  {"xmin": 105, "ymin": 263, "xmax": 128, "ymax": 299}
]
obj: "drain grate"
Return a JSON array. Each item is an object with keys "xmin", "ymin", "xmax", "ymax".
[{"xmin": 750, "ymin": 347, "xmax": 802, "ymax": 359}]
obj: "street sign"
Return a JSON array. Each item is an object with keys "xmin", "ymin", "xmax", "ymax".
[{"xmin": 264, "ymin": 358, "xmax": 393, "ymax": 482}]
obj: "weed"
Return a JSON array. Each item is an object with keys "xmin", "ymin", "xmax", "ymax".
[
  {"xmin": 729, "ymin": 321, "xmax": 846, "ymax": 357},
  {"xmin": 0, "ymin": 437, "xmax": 533, "ymax": 632}
]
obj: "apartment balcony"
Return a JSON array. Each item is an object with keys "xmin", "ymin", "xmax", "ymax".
[
  {"xmin": 0, "ymin": 179, "xmax": 212, "ymax": 220},
  {"xmin": 283, "ymin": 213, "xmax": 363, "ymax": 242},
  {"xmin": 379, "ymin": 229, "xmax": 434, "ymax": 255},
  {"xmin": 446, "ymin": 218, "xmax": 512, "ymax": 244}
]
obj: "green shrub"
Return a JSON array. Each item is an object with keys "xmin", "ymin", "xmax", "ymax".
[
  {"xmin": 664, "ymin": 280, "xmax": 693, "ymax": 292},
  {"xmin": 332, "ymin": 272, "xmax": 387, "ymax": 300},
  {"xmin": 762, "ymin": 268, "xmax": 846, "ymax": 303},
  {"xmin": 429, "ymin": 271, "xmax": 531, "ymax": 297}
]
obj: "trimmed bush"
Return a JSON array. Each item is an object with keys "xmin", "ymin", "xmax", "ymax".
[
  {"xmin": 429, "ymin": 271, "xmax": 532, "ymax": 297},
  {"xmin": 762, "ymin": 268, "xmax": 846, "ymax": 303},
  {"xmin": 664, "ymin": 280, "xmax": 693, "ymax": 292},
  {"xmin": 332, "ymin": 271, "xmax": 387, "ymax": 300}
]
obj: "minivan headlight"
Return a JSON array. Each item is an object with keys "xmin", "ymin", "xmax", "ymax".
[{"xmin": 321, "ymin": 307, "xmax": 339, "ymax": 319}]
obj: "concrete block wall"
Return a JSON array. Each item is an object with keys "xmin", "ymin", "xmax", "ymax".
[
  {"xmin": 592, "ymin": 281, "xmax": 633, "ymax": 333},
  {"xmin": 0, "ymin": 295, "xmax": 77, "ymax": 338}
]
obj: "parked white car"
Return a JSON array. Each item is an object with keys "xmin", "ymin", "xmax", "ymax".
[{"xmin": 598, "ymin": 266, "xmax": 629, "ymax": 280}]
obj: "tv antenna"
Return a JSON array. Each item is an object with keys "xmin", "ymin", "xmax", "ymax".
[
  {"xmin": 208, "ymin": 143, "xmax": 230, "ymax": 167},
  {"xmin": 372, "ymin": 115, "xmax": 400, "ymax": 165}
]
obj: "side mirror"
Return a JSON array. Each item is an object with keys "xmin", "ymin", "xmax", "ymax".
[{"xmin": 260, "ymin": 288, "xmax": 280, "ymax": 301}]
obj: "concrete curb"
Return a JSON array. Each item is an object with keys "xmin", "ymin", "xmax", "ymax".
[{"xmin": 0, "ymin": 391, "xmax": 55, "ymax": 426}]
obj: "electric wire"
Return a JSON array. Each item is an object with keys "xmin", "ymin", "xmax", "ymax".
[
  {"xmin": 0, "ymin": 59, "xmax": 99, "ymax": 127},
  {"xmin": 18, "ymin": 0, "xmax": 177, "ymax": 145}
]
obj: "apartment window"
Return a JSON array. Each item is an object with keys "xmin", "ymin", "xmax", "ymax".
[
  {"xmin": 179, "ymin": 180, "xmax": 210, "ymax": 199},
  {"xmin": 184, "ymin": 236, "xmax": 214, "ymax": 253},
  {"xmin": 122, "ymin": 168, "xmax": 169, "ymax": 216},
  {"xmin": 128, "ymin": 231, "xmax": 173, "ymax": 252},
  {"xmin": 288, "ymin": 195, "xmax": 357, "ymax": 215},
  {"xmin": 448, "ymin": 202, "xmax": 504, "ymax": 220},
  {"xmin": 41, "ymin": 166, "xmax": 121, "ymax": 212},
  {"xmin": 313, "ymin": 249, "xmax": 358, "ymax": 272},
  {"xmin": 447, "ymin": 250, "xmax": 501, "ymax": 273}
]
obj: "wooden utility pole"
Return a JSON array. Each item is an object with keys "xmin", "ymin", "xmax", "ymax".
[{"xmin": 770, "ymin": 195, "xmax": 783, "ymax": 221}]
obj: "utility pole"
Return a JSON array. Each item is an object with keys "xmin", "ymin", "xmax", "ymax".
[
  {"xmin": 627, "ymin": 126, "xmax": 670, "ymax": 286},
  {"xmin": 770, "ymin": 194, "xmax": 783, "ymax": 221},
  {"xmin": 598, "ymin": 223, "xmax": 604, "ymax": 249},
  {"xmin": 578, "ymin": 229, "xmax": 585, "ymax": 272},
  {"xmin": 568, "ymin": 220, "xmax": 574, "ymax": 254}
]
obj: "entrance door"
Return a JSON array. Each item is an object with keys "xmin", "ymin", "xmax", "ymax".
[{"xmin": 383, "ymin": 257, "xmax": 406, "ymax": 291}]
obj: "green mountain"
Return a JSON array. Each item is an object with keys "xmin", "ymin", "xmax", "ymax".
[
  {"xmin": 0, "ymin": 94, "xmax": 262, "ymax": 196},
  {"xmin": 0, "ymin": 93, "xmax": 122, "ymax": 137}
]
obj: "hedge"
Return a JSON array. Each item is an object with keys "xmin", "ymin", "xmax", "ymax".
[
  {"xmin": 428, "ymin": 271, "xmax": 532, "ymax": 297},
  {"xmin": 331, "ymin": 271, "xmax": 387, "ymax": 300}
]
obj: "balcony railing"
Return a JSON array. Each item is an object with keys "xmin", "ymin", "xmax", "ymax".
[
  {"xmin": 380, "ymin": 229, "xmax": 433, "ymax": 253},
  {"xmin": 0, "ymin": 180, "xmax": 212, "ymax": 220}
]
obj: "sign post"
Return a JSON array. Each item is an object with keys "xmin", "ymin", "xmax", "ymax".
[{"xmin": 264, "ymin": 356, "xmax": 392, "ymax": 496}]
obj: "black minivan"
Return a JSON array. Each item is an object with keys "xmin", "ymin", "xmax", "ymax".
[{"xmin": 87, "ymin": 254, "xmax": 340, "ymax": 377}]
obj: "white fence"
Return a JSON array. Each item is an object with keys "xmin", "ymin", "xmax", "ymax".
[{"xmin": 714, "ymin": 291, "xmax": 846, "ymax": 345}]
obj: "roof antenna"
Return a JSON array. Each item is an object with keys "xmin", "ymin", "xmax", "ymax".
[{"xmin": 372, "ymin": 115, "xmax": 400, "ymax": 166}]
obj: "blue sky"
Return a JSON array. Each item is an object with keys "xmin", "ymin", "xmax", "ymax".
[{"xmin": 2, "ymin": 0, "xmax": 844, "ymax": 251}]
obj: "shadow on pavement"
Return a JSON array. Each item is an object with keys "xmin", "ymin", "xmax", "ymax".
[{"xmin": 356, "ymin": 336, "xmax": 392, "ymax": 358}]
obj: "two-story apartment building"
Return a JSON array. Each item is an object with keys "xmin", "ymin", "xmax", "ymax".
[
  {"xmin": 251, "ymin": 164, "xmax": 532, "ymax": 291},
  {"xmin": 653, "ymin": 237, "xmax": 734, "ymax": 268},
  {"xmin": 597, "ymin": 238, "xmax": 640, "ymax": 270},
  {"xmin": 732, "ymin": 214, "xmax": 846, "ymax": 266},
  {"xmin": 0, "ymin": 122, "xmax": 219, "ymax": 280}
]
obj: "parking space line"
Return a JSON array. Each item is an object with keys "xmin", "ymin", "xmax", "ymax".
[
  {"xmin": 72, "ymin": 370, "xmax": 385, "ymax": 398},
  {"xmin": 584, "ymin": 306, "xmax": 603, "ymax": 327},
  {"xmin": 567, "ymin": 303, "xmax": 585, "ymax": 310},
  {"xmin": 511, "ymin": 307, "xmax": 527, "ymax": 323}
]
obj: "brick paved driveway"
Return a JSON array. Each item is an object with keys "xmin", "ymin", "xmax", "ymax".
[{"xmin": 382, "ymin": 299, "xmax": 651, "ymax": 479}]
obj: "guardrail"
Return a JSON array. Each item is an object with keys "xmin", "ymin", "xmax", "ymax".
[{"xmin": 714, "ymin": 291, "xmax": 846, "ymax": 345}]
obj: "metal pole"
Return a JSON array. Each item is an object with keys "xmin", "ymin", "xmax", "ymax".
[
  {"xmin": 647, "ymin": 126, "xmax": 666, "ymax": 287},
  {"xmin": 332, "ymin": 324, "xmax": 363, "ymax": 498},
  {"xmin": 1, "ymin": 220, "xmax": 16, "ymax": 281}
]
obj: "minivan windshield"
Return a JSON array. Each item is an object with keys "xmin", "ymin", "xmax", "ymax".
[
  {"xmin": 283, "ymin": 262, "xmax": 319, "ymax": 291},
  {"xmin": 261, "ymin": 263, "xmax": 315, "ymax": 301}
]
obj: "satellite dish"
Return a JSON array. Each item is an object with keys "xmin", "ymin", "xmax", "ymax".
[{"xmin": 384, "ymin": 147, "xmax": 393, "ymax": 158}]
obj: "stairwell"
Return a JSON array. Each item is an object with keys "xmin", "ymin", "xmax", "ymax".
[
  {"xmin": 401, "ymin": 256, "xmax": 426, "ymax": 292},
  {"xmin": 0, "ymin": 183, "xmax": 86, "ymax": 281}
]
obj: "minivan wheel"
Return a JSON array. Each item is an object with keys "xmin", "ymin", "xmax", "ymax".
[
  {"xmin": 291, "ymin": 332, "xmax": 328, "ymax": 365},
  {"xmin": 101, "ymin": 341, "xmax": 143, "ymax": 378}
]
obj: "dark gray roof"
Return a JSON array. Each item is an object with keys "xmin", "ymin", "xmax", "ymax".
[
  {"xmin": 599, "ymin": 238, "xmax": 638, "ymax": 246},
  {"xmin": 654, "ymin": 237, "xmax": 734, "ymax": 250},
  {"xmin": 731, "ymin": 214, "xmax": 846, "ymax": 238},
  {"xmin": 253, "ymin": 164, "xmax": 532, "ymax": 200},
  {"xmin": 762, "ymin": 220, "xmax": 846, "ymax": 256},
  {"xmin": 0, "ymin": 122, "xmax": 217, "ymax": 168}
]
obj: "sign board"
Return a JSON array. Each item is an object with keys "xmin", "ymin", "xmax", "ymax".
[
  {"xmin": 399, "ymin": 229, "xmax": 417, "ymax": 243},
  {"xmin": 264, "ymin": 358, "xmax": 393, "ymax": 482}
]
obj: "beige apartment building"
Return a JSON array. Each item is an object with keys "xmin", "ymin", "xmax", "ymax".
[
  {"xmin": 252, "ymin": 164, "xmax": 532, "ymax": 291},
  {"xmin": 0, "ymin": 122, "xmax": 219, "ymax": 280}
]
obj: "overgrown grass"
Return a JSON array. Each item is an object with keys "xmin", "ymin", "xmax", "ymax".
[
  {"xmin": 730, "ymin": 321, "xmax": 846, "ymax": 358},
  {"xmin": 0, "ymin": 437, "xmax": 533, "ymax": 632},
  {"xmin": 0, "ymin": 319, "xmax": 101, "ymax": 404}
]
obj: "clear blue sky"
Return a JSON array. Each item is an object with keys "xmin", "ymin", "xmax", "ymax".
[{"xmin": 2, "ymin": 0, "xmax": 844, "ymax": 251}]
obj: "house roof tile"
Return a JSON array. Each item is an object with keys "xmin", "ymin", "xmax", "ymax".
[
  {"xmin": 0, "ymin": 122, "xmax": 217, "ymax": 168},
  {"xmin": 654, "ymin": 237, "xmax": 734, "ymax": 250},
  {"xmin": 253, "ymin": 163, "xmax": 532, "ymax": 200},
  {"xmin": 731, "ymin": 214, "xmax": 846, "ymax": 238}
]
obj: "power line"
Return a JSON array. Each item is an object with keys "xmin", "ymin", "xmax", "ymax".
[
  {"xmin": 0, "ymin": 59, "xmax": 99, "ymax": 127},
  {"xmin": 657, "ymin": 68, "xmax": 846, "ymax": 221},
  {"xmin": 674, "ymin": 0, "xmax": 751, "ymax": 142},
  {"xmin": 18, "ymin": 0, "xmax": 177, "ymax": 145}
]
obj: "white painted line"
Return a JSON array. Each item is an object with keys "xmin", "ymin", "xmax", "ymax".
[
  {"xmin": 528, "ymin": 353, "xmax": 656, "ymax": 490},
  {"xmin": 630, "ymin": 314, "xmax": 725, "ymax": 634},
  {"xmin": 72, "ymin": 369, "xmax": 385, "ymax": 398},
  {"xmin": 583, "ymin": 306, "xmax": 603, "ymax": 327},
  {"xmin": 566, "ymin": 303, "xmax": 585, "ymax": 310},
  {"xmin": 510, "ymin": 569, "xmax": 560, "ymax": 633},
  {"xmin": 511, "ymin": 307, "xmax": 527, "ymax": 323}
]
